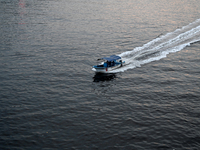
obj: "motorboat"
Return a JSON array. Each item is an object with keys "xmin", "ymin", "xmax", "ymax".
[{"xmin": 92, "ymin": 55, "xmax": 125, "ymax": 73}]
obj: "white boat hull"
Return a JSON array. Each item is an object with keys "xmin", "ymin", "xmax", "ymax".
[{"xmin": 92, "ymin": 63, "xmax": 123, "ymax": 73}]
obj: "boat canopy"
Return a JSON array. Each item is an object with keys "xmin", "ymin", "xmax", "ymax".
[{"xmin": 98, "ymin": 55, "xmax": 121, "ymax": 61}]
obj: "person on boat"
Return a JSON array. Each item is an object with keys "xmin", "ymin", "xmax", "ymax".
[
  {"xmin": 120, "ymin": 60, "xmax": 122, "ymax": 67},
  {"xmin": 108, "ymin": 61, "xmax": 111, "ymax": 67},
  {"xmin": 104, "ymin": 61, "xmax": 108, "ymax": 67},
  {"xmin": 111, "ymin": 61, "xmax": 114, "ymax": 66}
]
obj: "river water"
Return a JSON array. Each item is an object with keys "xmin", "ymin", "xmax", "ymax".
[{"xmin": 0, "ymin": 0, "xmax": 200, "ymax": 149}]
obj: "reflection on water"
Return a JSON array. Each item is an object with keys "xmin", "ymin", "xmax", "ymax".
[{"xmin": 93, "ymin": 73, "xmax": 116, "ymax": 82}]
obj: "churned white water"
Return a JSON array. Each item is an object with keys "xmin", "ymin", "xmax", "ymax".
[{"xmin": 108, "ymin": 19, "xmax": 200, "ymax": 73}]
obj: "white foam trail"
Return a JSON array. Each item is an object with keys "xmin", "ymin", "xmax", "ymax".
[{"xmin": 110, "ymin": 19, "xmax": 200, "ymax": 73}]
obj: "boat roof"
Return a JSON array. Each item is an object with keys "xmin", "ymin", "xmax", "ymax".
[{"xmin": 98, "ymin": 55, "xmax": 121, "ymax": 61}]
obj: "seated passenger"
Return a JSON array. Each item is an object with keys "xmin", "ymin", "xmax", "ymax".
[
  {"xmin": 108, "ymin": 61, "xmax": 111, "ymax": 67},
  {"xmin": 104, "ymin": 62, "xmax": 108, "ymax": 67},
  {"xmin": 111, "ymin": 61, "xmax": 114, "ymax": 66}
]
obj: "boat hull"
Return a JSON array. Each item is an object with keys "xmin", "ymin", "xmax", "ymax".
[{"xmin": 92, "ymin": 62, "xmax": 125, "ymax": 73}]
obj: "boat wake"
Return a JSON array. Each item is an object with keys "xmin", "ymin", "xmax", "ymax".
[{"xmin": 110, "ymin": 19, "xmax": 200, "ymax": 73}]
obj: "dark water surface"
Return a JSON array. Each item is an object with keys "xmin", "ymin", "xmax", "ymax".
[{"xmin": 1, "ymin": 0, "xmax": 200, "ymax": 149}]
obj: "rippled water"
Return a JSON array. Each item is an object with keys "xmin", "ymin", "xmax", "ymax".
[{"xmin": 1, "ymin": 0, "xmax": 200, "ymax": 149}]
